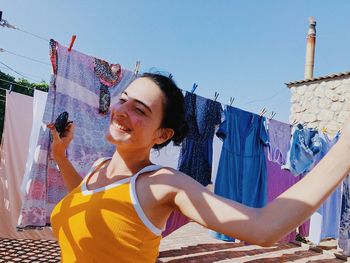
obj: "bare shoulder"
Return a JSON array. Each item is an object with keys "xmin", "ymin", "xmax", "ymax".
[{"xmin": 146, "ymin": 166, "xmax": 205, "ymax": 191}]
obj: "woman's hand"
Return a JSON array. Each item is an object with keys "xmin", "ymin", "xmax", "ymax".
[{"xmin": 47, "ymin": 122, "xmax": 74, "ymax": 160}]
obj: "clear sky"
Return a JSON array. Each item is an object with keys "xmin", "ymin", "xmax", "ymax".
[{"xmin": 1, "ymin": 1, "xmax": 350, "ymax": 123}]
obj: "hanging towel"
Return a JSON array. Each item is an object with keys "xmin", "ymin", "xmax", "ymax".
[
  {"xmin": 212, "ymin": 106, "xmax": 268, "ymax": 241},
  {"xmin": 0, "ymin": 91, "xmax": 54, "ymax": 239},
  {"xmin": 17, "ymin": 40, "xmax": 134, "ymax": 229}
]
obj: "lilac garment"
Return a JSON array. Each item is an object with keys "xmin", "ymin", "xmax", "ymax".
[
  {"xmin": 18, "ymin": 40, "xmax": 134, "ymax": 229},
  {"xmin": 162, "ymin": 210, "xmax": 190, "ymax": 238},
  {"xmin": 266, "ymin": 158, "xmax": 310, "ymax": 241},
  {"xmin": 266, "ymin": 119, "xmax": 291, "ymax": 166}
]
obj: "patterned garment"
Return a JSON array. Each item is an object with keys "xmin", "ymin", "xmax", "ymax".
[
  {"xmin": 265, "ymin": 119, "xmax": 292, "ymax": 166},
  {"xmin": 282, "ymin": 125, "xmax": 323, "ymax": 176},
  {"xmin": 17, "ymin": 40, "xmax": 134, "ymax": 229},
  {"xmin": 178, "ymin": 92, "xmax": 222, "ymax": 186},
  {"xmin": 339, "ymin": 175, "xmax": 350, "ymax": 255}
]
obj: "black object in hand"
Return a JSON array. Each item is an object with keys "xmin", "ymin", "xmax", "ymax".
[{"xmin": 54, "ymin": 111, "xmax": 71, "ymax": 137}]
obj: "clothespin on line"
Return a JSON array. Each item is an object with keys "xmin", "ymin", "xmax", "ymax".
[
  {"xmin": 191, "ymin": 83, "xmax": 198, "ymax": 93},
  {"xmin": 229, "ymin": 97, "xmax": 235, "ymax": 106},
  {"xmin": 259, "ymin": 107, "xmax": 267, "ymax": 117},
  {"xmin": 134, "ymin": 61, "xmax": 141, "ymax": 76},
  {"xmin": 213, "ymin": 92, "xmax": 219, "ymax": 101},
  {"xmin": 68, "ymin": 35, "xmax": 76, "ymax": 52},
  {"xmin": 270, "ymin": 111, "xmax": 276, "ymax": 119},
  {"xmin": 0, "ymin": 11, "xmax": 17, "ymax": 29}
]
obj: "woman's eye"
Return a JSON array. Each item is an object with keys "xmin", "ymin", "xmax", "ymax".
[
  {"xmin": 119, "ymin": 98, "xmax": 127, "ymax": 103},
  {"xmin": 136, "ymin": 108, "xmax": 145, "ymax": 115}
]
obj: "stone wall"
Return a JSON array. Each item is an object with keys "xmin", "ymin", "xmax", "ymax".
[{"xmin": 289, "ymin": 76, "xmax": 350, "ymax": 137}]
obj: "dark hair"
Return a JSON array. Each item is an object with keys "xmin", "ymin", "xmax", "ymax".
[{"xmin": 141, "ymin": 73, "xmax": 188, "ymax": 150}]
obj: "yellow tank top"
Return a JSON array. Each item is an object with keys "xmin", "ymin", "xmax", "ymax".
[{"xmin": 50, "ymin": 158, "xmax": 163, "ymax": 263}]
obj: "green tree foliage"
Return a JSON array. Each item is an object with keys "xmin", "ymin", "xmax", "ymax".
[{"xmin": 0, "ymin": 70, "xmax": 49, "ymax": 142}]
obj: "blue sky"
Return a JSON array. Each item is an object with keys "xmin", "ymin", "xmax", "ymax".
[{"xmin": 1, "ymin": 1, "xmax": 350, "ymax": 122}]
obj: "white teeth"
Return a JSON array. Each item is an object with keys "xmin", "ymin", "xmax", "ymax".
[{"xmin": 113, "ymin": 121, "xmax": 130, "ymax": 131}]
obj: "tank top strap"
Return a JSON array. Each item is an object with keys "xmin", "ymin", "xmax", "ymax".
[{"xmin": 130, "ymin": 164, "xmax": 164, "ymax": 236}]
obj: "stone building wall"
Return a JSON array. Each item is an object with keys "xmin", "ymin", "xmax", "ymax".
[{"xmin": 288, "ymin": 76, "xmax": 350, "ymax": 137}]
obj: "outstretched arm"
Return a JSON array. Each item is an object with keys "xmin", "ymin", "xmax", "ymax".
[{"xmin": 172, "ymin": 126, "xmax": 350, "ymax": 247}]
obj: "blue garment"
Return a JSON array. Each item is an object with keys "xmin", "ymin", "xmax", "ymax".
[
  {"xmin": 212, "ymin": 106, "xmax": 268, "ymax": 241},
  {"xmin": 320, "ymin": 133, "xmax": 341, "ymax": 240},
  {"xmin": 310, "ymin": 133, "xmax": 341, "ymax": 242},
  {"xmin": 285, "ymin": 124, "xmax": 324, "ymax": 176},
  {"xmin": 339, "ymin": 175, "xmax": 350, "ymax": 255},
  {"xmin": 178, "ymin": 92, "xmax": 222, "ymax": 186}
]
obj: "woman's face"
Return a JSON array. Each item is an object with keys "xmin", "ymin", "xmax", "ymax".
[{"xmin": 106, "ymin": 77, "xmax": 167, "ymax": 150}]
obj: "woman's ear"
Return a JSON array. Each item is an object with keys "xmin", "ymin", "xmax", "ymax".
[{"xmin": 155, "ymin": 128, "xmax": 174, "ymax": 145}]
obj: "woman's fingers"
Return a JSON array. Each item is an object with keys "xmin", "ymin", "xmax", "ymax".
[{"xmin": 47, "ymin": 123, "xmax": 61, "ymax": 142}]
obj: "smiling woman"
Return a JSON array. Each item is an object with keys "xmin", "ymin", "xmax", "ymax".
[{"xmin": 48, "ymin": 73, "xmax": 350, "ymax": 263}]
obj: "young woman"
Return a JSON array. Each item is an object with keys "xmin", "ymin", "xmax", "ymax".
[{"xmin": 49, "ymin": 73, "xmax": 350, "ymax": 263}]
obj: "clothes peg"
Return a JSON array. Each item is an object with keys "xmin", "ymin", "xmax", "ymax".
[
  {"xmin": 68, "ymin": 35, "xmax": 76, "ymax": 52},
  {"xmin": 134, "ymin": 61, "xmax": 141, "ymax": 76},
  {"xmin": 229, "ymin": 97, "xmax": 235, "ymax": 106},
  {"xmin": 191, "ymin": 83, "xmax": 198, "ymax": 93},
  {"xmin": 259, "ymin": 107, "xmax": 267, "ymax": 117},
  {"xmin": 9, "ymin": 84, "xmax": 12, "ymax": 94},
  {"xmin": 213, "ymin": 92, "xmax": 219, "ymax": 101},
  {"xmin": 270, "ymin": 111, "xmax": 276, "ymax": 119}
]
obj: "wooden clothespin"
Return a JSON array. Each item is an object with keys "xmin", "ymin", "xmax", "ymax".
[
  {"xmin": 259, "ymin": 107, "xmax": 267, "ymax": 117},
  {"xmin": 68, "ymin": 35, "xmax": 76, "ymax": 52},
  {"xmin": 229, "ymin": 97, "xmax": 235, "ymax": 106},
  {"xmin": 270, "ymin": 111, "xmax": 276, "ymax": 119},
  {"xmin": 213, "ymin": 92, "xmax": 219, "ymax": 101},
  {"xmin": 134, "ymin": 61, "xmax": 141, "ymax": 76},
  {"xmin": 191, "ymin": 83, "xmax": 198, "ymax": 93},
  {"xmin": 9, "ymin": 84, "xmax": 12, "ymax": 94}
]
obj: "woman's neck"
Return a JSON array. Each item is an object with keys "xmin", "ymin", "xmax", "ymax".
[{"xmin": 106, "ymin": 148, "xmax": 152, "ymax": 178}]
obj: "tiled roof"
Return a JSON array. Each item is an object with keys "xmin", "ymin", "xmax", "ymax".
[{"xmin": 286, "ymin": 71, "xmax": 350, "ymax": 87}]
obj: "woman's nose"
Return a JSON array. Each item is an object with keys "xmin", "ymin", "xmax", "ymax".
[{"xmin": 111, "ymin": 101, "xmax": 129, "ymax": 116}]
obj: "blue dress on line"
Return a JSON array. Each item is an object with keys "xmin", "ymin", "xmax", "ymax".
[
  {"xmin": 178, "ymin": 92, "xmax": 222, "ymax": 186},
  {"xmin": 212, "ymin": 106, "xmax": 268, "ymax": 241}
]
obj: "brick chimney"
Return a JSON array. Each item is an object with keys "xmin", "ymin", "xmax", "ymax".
[{"xmin": 304, "ymin": 17, "xmax": 316, "ymax": 80}]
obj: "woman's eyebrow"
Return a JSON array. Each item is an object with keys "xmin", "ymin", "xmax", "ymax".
[{"xmin": 122, "ymin": 91, "xmax": 153, "ymax": 113}]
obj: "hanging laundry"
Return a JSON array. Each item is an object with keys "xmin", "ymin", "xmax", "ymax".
[
  {"xmin": 0, "ymin": 91, "xmax": 54, "ymax": 239},
  {"xmin": 212, "ymin": 106, "xmax": 268, "ymax": 241},
  {"xmin": 283, "ymin": 124, "xmax": 325, "ymax": 176},
  {"xmin": 178, "ymin": 92, "xmax": 222, "ymax": 187},
  {"xmin": 266, "ymin": 158, "xmax": 310, "ymax": 242},
  {"xmin": 17, "ymin": 40, "xmax": 134, "ymax": 229},
  {"xmin": 309, "ymin": 132, "xmax": 341, "ymax": 243},
  {"xmin": 266, "ymin": 119, "xmax": 291, "ymax": 166},
  {"xmin": 339, "ymin": 175, "xmax": 350, "ymax": 255}
]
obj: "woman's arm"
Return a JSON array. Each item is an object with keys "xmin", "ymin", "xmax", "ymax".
[
  {"xmin": 48, "ymin": 122, "xmax": 83, "ymax": 191},
  {"xmin": 171, "ymin": 127, "xmax": 350, "ymax": 247}
]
